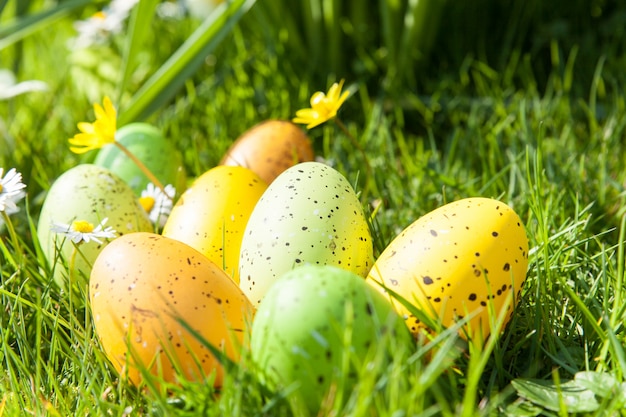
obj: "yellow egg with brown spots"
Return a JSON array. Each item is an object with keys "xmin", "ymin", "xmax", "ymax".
[
  {"xmin": 89, "ymin": 232, "xmax": 255, "ymax": 387},
  {"xmin": 367, "ymin": 197, "xmax": 529, "ymax": 342}
]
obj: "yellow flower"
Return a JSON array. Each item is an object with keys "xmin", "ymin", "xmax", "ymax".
[
  {"xmin": 68, "ymin": 96, "xmax": 117, "ymax": 154},
  {"xmin": 293, "ymin": 79, "xmax": 350, "ymax": 129}
]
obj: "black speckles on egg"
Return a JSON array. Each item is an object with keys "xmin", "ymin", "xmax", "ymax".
[
  {"xmin": 239, "ymin": 162, "xmax": 375, "ymax": 305},
  {"xmin": 367, "ymin": 197, "xmax": 529, "ymax": 340}
]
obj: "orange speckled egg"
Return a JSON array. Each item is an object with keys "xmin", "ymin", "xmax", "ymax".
[
  {"xmin": 89, "ymin": 232, "xmax": 255, "ymax": 387},
  {"xmin": 161, "ymin": 166, "xmax": 267, "ymax": 284},
  {"xmin": 367, "ymin": 197, "xmax": 529, "ymax": 342},
  {"xmin": 220, "ymin": 120, "xmax": 314, "ymax": 184}
]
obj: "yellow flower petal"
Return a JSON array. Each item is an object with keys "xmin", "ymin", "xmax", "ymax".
[
  {"xmin": 310, "ymin": 91, "xmax": 326, "ymax": 107},
  {"xmin": 327, "ymin": 80, "xmax": 343, "ymax": 102},
  {"xmin": 292, "ymin": 79, "xmax": 349, "ymax": 130},
  {"xmin": 77, "ymin": 122, "xmax": 95, "ymax": 134},
  {"xmin": 68, "ymin": 97, "xmax": 117, "ymax": 154}
]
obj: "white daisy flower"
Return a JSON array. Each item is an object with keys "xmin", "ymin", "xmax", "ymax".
[
  {"xmin": 0, "ymin": 69, "xmax": 48, "ymax": 100},
  {"xmin": 183, "ymin": 0, "xmax": 224, "ymax": 20},
  {"xmin": 50, "ymin": 217, "xmax": 117, "ymax": 245},
  {"xmin": 72, "ymin": 0, "xmax": 140, "ymax": 48},
  {"xmin": 0, "ymin": 168, "xmax": 26, "ymax": 214},
  {"xmin": 157, "ymin": 1, "xmax": 186, "ymax": 20},
  {"xmin": 139, "ymin": 183, "xmax": 175, "ymax": 227}
]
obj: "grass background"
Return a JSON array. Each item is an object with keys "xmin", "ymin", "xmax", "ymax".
[{"xmin": 2, "ymin": 0, "xmax": 626, "ymax": 415}]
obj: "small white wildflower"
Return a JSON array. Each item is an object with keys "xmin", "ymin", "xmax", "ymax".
[
  {"xmin": 183, "ymin": 0, "xmax": 224, "ymax": 20},
  {"xmin": 0, "ymin": 69, "xmax": 47, "ymax": 100},
  {"xmin": 72, "ymin": 0, "xmax": 140, "ymax": 48},
  {"xmin": 0, "ymin": 168, "xmax": 26, "ymax": 214},
  {"xmin": 157, "ymin": 1, "xmax": 185, "ymax": 19},
  {"xmin": 139, "ymin": 183, "xmax": 175, "ymax": 227},
  {"xmin": 50, "ymin": 217, "xmax": 117, "ymax": 245}
]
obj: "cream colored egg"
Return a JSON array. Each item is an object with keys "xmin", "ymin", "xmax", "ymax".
[{"xmin": 239, "ymin": 162, "xmax": 374, "ymax": 306}]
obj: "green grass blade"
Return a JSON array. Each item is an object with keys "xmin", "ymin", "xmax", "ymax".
[
  {"xmin": 117, "ymin": 0, "xmax": 160, "ymax": 103},
  {"xmin": 397, "ymin": 0, "xmax": 446, "ymax": 85},
  {"xmin": 0, "ymin": 0, "xmax": 92, "ymax": 50},
  {"xmin": 0, "ymin": 0, "xmax": 8, "ymax": 17},
  {"xmin": 118, "ymin": 0, "xmax": 257, "ymax": 125}
]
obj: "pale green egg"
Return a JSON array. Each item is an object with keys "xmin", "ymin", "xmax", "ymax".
[
  {"xmin": 93, "ymin": 123, "xmax": 186, "ymax": 195},
  {"xmin": 37, "ymin": 164, "xmax": 152, "ymax": 293},
  {"xmin": 251, "ymin": 264, "xmax": 413, "ymax": 415},
  {"xmin": 239, "ymin": 161, "xmax": 374, "ymax": 306}
]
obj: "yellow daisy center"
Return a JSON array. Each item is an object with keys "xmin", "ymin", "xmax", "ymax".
[
  {"xmin": 0, "ymin": 184, "xmax": 3, "ymax": 193},
  {"xmin": 93, "ymin": 11, "xmax": 107, "ymax": 20},
  {"xmin": 139, "ymin": 196, "xmax": 155, "ymax": 213},
  {"xmin": 72, "ymin": 220, "xmax": 95, "ymax": 233}
]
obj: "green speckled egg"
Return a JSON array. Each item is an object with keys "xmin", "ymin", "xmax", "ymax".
[
  {"xmin": 93, "ymin": 123, "xmax": 186, "ymax": 195},
  {"xmin": 239, "ymin": 161, "xmax": 374, "ymax": 305},
  {"xmin": 367, "ymin": 197, "xmax": 529, "ymax": 341},
  {"xmin": 37, "ymin": 164, "xmax": 152, "ymax": 292},
  {"xmin": 251, "ymin": 264, "xmax": 413, "ymax": 415}
]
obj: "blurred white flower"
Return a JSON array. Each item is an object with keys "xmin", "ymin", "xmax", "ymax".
[
  {"xmin": 0, "ymin": 70, "xmax": 48, "ymax": 100},
  {"xmin": 139, "ymin": 183, "xmax": 175, "ymax": 227},
  {"xmin": 50, "ymin": 217, "xmax": 117, "ymax": 245},
  {"xmin": 0, "ymin": 168, "xmax": 26, "ymax": 215},
  {"xmin": 183, "ymin": 0, "xmax": 224, "ymax": 20},
  {"xmin": 157, "ymin": 1, "xmax": 186, "ymax": 19},
  {"xmin": 72, "ymin": 0, "xmax": 140, "ymax": 48}
]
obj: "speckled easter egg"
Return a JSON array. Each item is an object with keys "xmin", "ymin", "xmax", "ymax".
[
  {"xmin": 251, "ymin": 264, "xmax": 413, "ymax": 415},
  {"xmin": 367, "ymin": 197, "xmax": 529, "ymax": 341},
  {"xmin": 37, "ymin": 164, "xmax": 152, "ymax": 292},
  {"xmin": 90, "ymin": 232, "xmax": 255, "ymax": 387},
  {"xmin": 162, "ymin": 166, "xmax": 267, "ymax": 283},
  {"xmin": 94, "ymin": 123, "xmax": 186, "ymax": 195},
  {"xmin": 239, "ymin": 161, "xmax": 374, "ymax": 305},
  {"xmin": 220, "ymin": 120, "xmax": 314, "ymax": 184}
]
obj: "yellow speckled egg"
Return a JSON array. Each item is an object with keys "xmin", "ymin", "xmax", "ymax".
[
  {"xmin": 162, "ymin": 166, "xmax": 267, "ymax": 283},
  {"xmin": 89, "ymin": 232, "xmax": 255, "ymax": 387},
  {"xmin": 220, "ymin": 120, "xmax": 314, "ymax": 184},
  {"xmin": 367, "ymin": 197, "xmax": 529, "ymax": 341}
]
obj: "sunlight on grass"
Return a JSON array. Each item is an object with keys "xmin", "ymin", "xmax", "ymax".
[{"xmin": 1, "ymin": 0, "xmax": 626, "ymax": 415}]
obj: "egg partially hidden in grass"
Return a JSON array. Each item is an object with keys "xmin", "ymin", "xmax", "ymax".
[
  {"xmin": 37, "ymin": 164, "xmax": 152, "ymax": 293},
  {"xmin": 367, "ymin": 197, "xmax": 529, "ymax": 342},
  {"xmin": 89, "ymin": 232, "xmax": 254, "ymax": 387},
  {"xmin": 251, "ymin": 264, "xmax": 413, "ymax": 415},
  {"xmin": 220, "ymin": 120, "xmax": 314, "ymax": 184},
  {"xmin": 94, "ymin": 122, "xmax": 186, "ymax": 196}
]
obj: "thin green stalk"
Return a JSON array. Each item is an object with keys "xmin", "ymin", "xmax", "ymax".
[
  {"xmin": 113, "ymin": 141, "xmax": 169, "ymax": 197},
  {"xmin": 334, "ymin": 117, "xmax": 374, "ymax": 200},
  {"xmin": 1, "ymin": 211, "xmax": 22, "ymax": 267}
]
